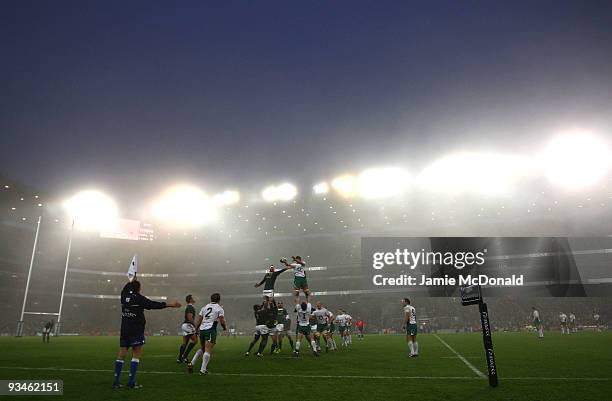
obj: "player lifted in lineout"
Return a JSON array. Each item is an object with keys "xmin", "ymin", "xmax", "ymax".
[
  {"xmin": 177, "ymin": 294, "xmax": 198, "ymax": 363},
  {"xmin": 294, "ymin": 301, "xmax": 319, "ymax": 357},
  {"xmin": 280, "ymin": 256, "xmax": 311, "ymax": 304},
  {"xmin": 402, "ymin": 298, "xmax": 419, "ymax": 358},
  {"xmin": 188, "ymin": 293, "xmax": 227, "ymax": 375},
  {"xmin": 113, "ymin": 280, "xmax": 181, "ymax": 389},
  {"xmin": 254, "ymin": 264, "xmax": 289, "ymax": 298}
]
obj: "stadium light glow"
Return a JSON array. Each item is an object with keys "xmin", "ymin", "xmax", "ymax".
[
  {"xmin": 313, "ymin": 182, "xmax": 329, "ymax": 195},
  {"xmin": 151, "ymin": 185, "xmax": 218, "ymax": 227},
  {"xmin": 357, "ymin": 167, "xmax": 411, "ymax": 199},
  {"xmin": 538, "ymin": 131, "xmax": 611, "ymax": 191},
  {"xmin": 63, "ymin": 190, "xmax": 119, "ymax": 231},
  {"xmin": 261, "ymin": 183, "xmax": 297, "ymax": 202},
  {"xmin": 331, "ymin": 175, "xmax": 357, "ymax": 198},
  {"xmin": 212, "ymin": 190, "xmax": 240, "ymax": 206},
  {"xmin": 417, "ymin": 152, "xmax": 530, "ymax": 196}
]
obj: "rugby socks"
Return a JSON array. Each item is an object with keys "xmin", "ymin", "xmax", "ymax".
[
  {"xmin": 295, "ymin": 341, "xmax": 300, "ymax": 351},
  {"xmin": 408, "ymin": 340, "xmax": 414, "ymax": 355},
  {"xmin": 113, "ymin": 359, "xmax": 124, "ymax": 385},
  {"xmin": 414, "ymin": 341, "xmax": 419, "ymax": 355},
  {"xmin": 184, "ymin": 342, "xmax": 196, "ymax": 359},
  {"xmin": 178, "ymin": 344, "xmax": 186, "ymax": 360},
  {"xmin": 201, "ymin": 352, "xmax": 210, "ymax": 373},
  {"xmin": 191, "ymin": 348, "xmax": 203, "ymax": 365},
  {"xmin": 310, "ymin": 340, "xmax": 317, "ymax": 351},
  {"xmin": 127, "ymin": 358, "xmax": 139, "ymax": 387}
]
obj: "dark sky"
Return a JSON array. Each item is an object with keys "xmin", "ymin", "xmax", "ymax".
[{"xmin": 2, "ymin": 0, "xmax": 612, "ymax": 204}]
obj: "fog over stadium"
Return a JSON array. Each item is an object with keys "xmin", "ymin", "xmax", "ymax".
[{"xmin": 1, "ymin": 1, "xmax": 611, "ymax": 339}]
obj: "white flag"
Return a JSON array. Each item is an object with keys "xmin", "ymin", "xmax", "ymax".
[{"xmin": 127, "ymin": 255, "xmax": 137, "ymax": 282}]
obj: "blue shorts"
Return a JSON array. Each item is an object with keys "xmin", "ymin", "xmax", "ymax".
[{"xmin": 119, "ymin": 334, "xmax": 146, "ymax": 348}]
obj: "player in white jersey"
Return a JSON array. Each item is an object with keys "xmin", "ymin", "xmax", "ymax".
[
  {"xmin": 532, "ymin": 307, "xmax": 544, "ymax": 338},
  {"xmin": 335, "ymin": 309, "xmax": 350, "ymax": 347},
  {"xmin": 188, "ymin": 293, "xmax": 227, "ymax": 375},
  {"xmin": 568, "ymin": 313, "xmax": 576, "ymax": 333},
  {"xmin": 294, "ymin": 301, "xmax": 319, "ymax": 357},
  {"xmin": 593, "ymin": 311, "xmax": 601, "ymax": 332},
  {"xmin": 312, "ymin": 301, "xmax": 336, "ymax": 352},
  {"xmin": 559, "ymin": 312, "xmax": 568, "ymax": 334},
  {"xmin": 402, "ymin": 298, "xmax": 418, "ymax": 357},
  {"xmin": 281, "ymin": 256, "xmax": 312, "ymax": 304},
  {"xmin": 344, "ymin": 312, "xmax": 353, "ymax": 345}
]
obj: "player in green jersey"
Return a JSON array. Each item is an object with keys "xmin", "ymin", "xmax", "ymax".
[{"xmin": 177, "ymin": 294, "xmax": 198, "ymax": 363}]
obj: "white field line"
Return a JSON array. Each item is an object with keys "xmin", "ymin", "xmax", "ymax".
[
  {"xmin": 433, "ymin": 334, "xmax": 486, "ymax": 378},
  {"xmin": 0, "ymin": 366, "xmax": 610, "ymax": 381}
]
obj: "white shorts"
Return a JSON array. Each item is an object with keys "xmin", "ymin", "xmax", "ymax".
[
  {"xmin": 263, "ymin": 289, "xmax": 274, "ymax": 298},
  {"xmin": 255, "ymin": 325, "xmax": 269, "ymax": 336},
  {"xmin": 273, "ymin": 324, "xmax": 284, "ymax": 333},
  {"xmin": 42, "ymin": 328, "xmax": 50, "ymax": 334},
  {"xmin": 181, "ymin": 323, "xmax": 197, "ymax": 336}
]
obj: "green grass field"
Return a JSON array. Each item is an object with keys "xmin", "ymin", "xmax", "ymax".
[{"xmin": 0, "ymin": 332, "xmax": 610, "ymax": 401}]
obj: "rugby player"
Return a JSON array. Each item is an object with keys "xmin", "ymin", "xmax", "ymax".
[
  {"xmin": 312, "ymin": 301, "xmax": 336, "ymax": 352},
  {"xmin": 276, "ymin": 301, "xmax": 294, "ymax": 352},
  {"xmin": 113, "ymin": 280, "xmax": 181, "ymax": 389},
  {"xmin": 559, "ymin": 312, "xmax": 568, "ymax": 334},
  {"xmin": 593, "ymin": 311, "xmax": 601, "ymax": 332},
  {"xmin": 245, "ymin": 304, "xmax": 268, "ymax": 356},
  {"xmin": 188, "ymin": 293, "xmax": 227, "ymax": 375},
  {"xmin": 532, "ymin": 307, "xmax": 544, "ymax": 338},
  {"xmin": 568, "ymin": 312, "xmax": 576, "ymax": 333},
  {"xmin": 402, "ymin": 298, "xmax": 418, "ymax": 357},
  {"xmin": 280, "ymin": 256, "xmax": 311, "ymax": 304},
  {"xmin": 177, "ymin": 294, "xmax": 198, "ymax": 363},
  {"xmin": 254, "ymin": 265, "xmax": 289, "ymax": 298},
  {"xmin": 294, "ymin": 301, "xmax": 319, "ymax": 357},
  {"xmin": 335, "ymin": 309, "xmax": 350, "ymax": 347},
  {"xmin": 42, "ymin": 320, "xmax": 53, "ymax": 344},
  {"xmin": 344, "ymin": 311, "xmax": 353, "ymax": 345},
  {"xmin": 245, "ymin": 297, "xmax": 276, "ymax": 356}
]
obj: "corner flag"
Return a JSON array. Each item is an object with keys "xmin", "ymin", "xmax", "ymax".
[{"xmin": 127, "ymin": 255, "xmax": 137, "ymax": 282}]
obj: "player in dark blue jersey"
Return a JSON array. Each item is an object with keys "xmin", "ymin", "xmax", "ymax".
[{"xmin": 112, "ymin": 280, "xmax": 180, "ymax": 389}]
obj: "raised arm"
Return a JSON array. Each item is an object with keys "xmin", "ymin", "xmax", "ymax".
[{"xmin": 139, "ymin": 294, "xmax": 180, "ymax": 310}]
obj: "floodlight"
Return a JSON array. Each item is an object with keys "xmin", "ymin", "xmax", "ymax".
[
  {"xmin": 213, "ymin": 190, "xmax": 240, "ymax": 206},
  {"xmin": 357, "ymin": 167, "xmax": 411, "ymax": 199},
  {"xmin": 313, "ymin": 182, "xmax": 329, "ymax": 195},
  {"xmin": 417, "ymin": 152, "xmax": 530, "ymax": 196},
  {"xmin": 63, "ymin": 190, "xmax": 118, "ymax": 231},
  {"xmin": 262, "ymin": 183, "xmax": 297, "ymax": 202},
  {"xmin": 538, "ymin": 132, "xmax": 610, "ymax": 191},
  {"xmin": 151, "ymin": 185, "xmax": 217, "ymax": 227},
  {"xmin": 331, "ymin": 175, "xmax": 357, "ymax": 198}
]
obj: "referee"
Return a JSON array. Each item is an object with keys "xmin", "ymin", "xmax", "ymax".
[{"xmin": 112, "ymin": 280, "xmax": 180, "ymax": 389}]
